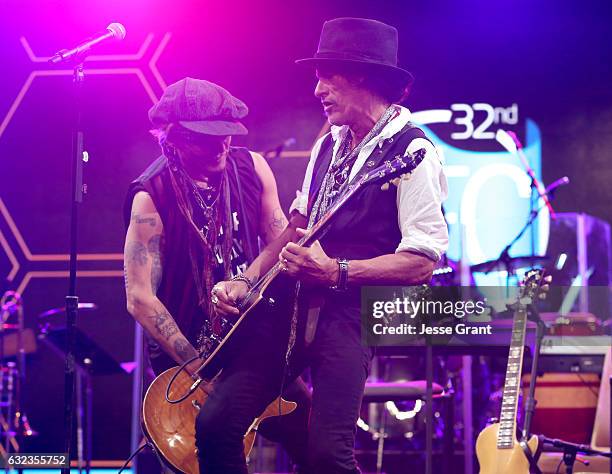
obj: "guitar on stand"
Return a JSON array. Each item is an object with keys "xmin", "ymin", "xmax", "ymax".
[
  {"xmin": 141, "ymin": 148, "xmax": 429, "ymax": 473},
  {"xmin": 476, "ymin": 269, "xmax": 551, "ymax": 473}
]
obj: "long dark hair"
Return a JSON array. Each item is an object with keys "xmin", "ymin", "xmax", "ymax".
[{"xmin": 318, "ymin": 62, "xmax": 412, "ymax": 103}]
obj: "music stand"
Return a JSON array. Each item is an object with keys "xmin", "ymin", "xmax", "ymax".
[{"xmin": 39, "ymin": 326, "xmax": 125, "ymax": 473}]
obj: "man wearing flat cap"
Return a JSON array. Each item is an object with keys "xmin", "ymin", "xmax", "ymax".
[
  {"xmin": 123, "ymin": 77, "xmax": 310, "ymax": 472},
  {"xmin": 212, "ymin": 18, "xmax": 448, "ymax": 473}
]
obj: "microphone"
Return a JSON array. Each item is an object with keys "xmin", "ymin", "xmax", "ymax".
[
  {"xmin": 264, "ymin": 137, "xmax": 296, "ymax": 159},
  {"xmin": 496, "ymin": 129, "xmax": 557, "ymax": 219},
  {"xmin": 545, "ymin": 176, "xmax": 570, "ymax": 195},
  {"xmin": 49, "ymin": 23, "xmax": 126, "ymax": 64}
]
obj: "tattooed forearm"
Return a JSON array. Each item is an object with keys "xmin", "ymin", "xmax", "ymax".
[
  {"xmin": 174, "ymin": 337, "xmax": 197, "ymax": 362},
  {"xmin": 269, "ymin": 208, "xmax": 288, "ymax": 233},
  {"xmin": 130, "ymin": 212, "xmax": 157, "ymax": 227},
  {"xmin": 151, "ymin": 309, "xmax": 179, "ymax": 340},
  {"xmin": 126, "ymin": 241, "xmax": 148, "ymax": 266},
  {"xmin": 148, "ymin": 234, "xmax": 163, "ymax": 292}
]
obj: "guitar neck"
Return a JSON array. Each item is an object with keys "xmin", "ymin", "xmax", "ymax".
[
  {"xmin": 497, "ymin": 305, "xmax": 528, "ymax": 449},
  {"xmin": 243, "ymin": 149, "xmax": 425, "ymax": 302},
  {"xmin": 301, "ymin": 181, "xmax": 360, "ymax": 245},
  {"xmin": 247, "ymin": 180, "xmax": 364, "ymax": 296}
]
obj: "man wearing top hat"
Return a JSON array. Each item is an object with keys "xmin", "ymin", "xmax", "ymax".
[
  {"xmin": 123, "ymin": 77, "xmax": 311, "ymax": 472},
  {"xmin": 210, "ymin": 18, "xmax": 449, "ymax": 473}
]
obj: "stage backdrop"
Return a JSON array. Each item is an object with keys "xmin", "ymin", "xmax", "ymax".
[{"xmin": 0, "ymin": 0, "xmax": 611, "ymax": 460}]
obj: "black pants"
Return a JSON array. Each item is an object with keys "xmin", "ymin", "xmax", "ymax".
[
  {"xmin": 195, "ymin": 300, "xmax": 372, "ymax": 474},
  {"xmin": 146, "ymin": 331, "xmax": 312, "ymax": 472}
]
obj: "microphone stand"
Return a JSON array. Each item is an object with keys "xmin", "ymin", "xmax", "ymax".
[
  {"xmin": 425, "ymin": 333, "xmax": 433, "ymax": 474},
  {"xmin": 522, "ymin": 304, "xmax": 547, "ymax": 443},
  {"xmin": 518, "ymin": 302, "xmax": 548, "ymax": 474},
  {"xmin": 538, "ymin": 436, "xmax": 612, "ymax": 474},
  {"xmin": 484, "ymin": 202, "xmax": 546, "ymax": 291},
  {"xmin": 61, "ymin": 58, "xmax": 87, "ymax": 474},
  {"xmin": 529, "ymin": 176, "xmax": 537, "ymax": 257}
]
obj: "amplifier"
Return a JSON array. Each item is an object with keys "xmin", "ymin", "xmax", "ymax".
[
  {"xmin": 522, "ymin": 372, "xmax": 600, "ymax": 444},
  {"xmin": 536, "ymin": 353, "xmax": 604, "ymax": 374}
]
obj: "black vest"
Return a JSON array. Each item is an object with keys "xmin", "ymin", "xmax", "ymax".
[
  {"xmin": 307, "ymin": 125, "xmax": 430, "ymax": 307},
  {"xmin": 123, "ymin": 147, "xmax": 262, "ymax": 373}
]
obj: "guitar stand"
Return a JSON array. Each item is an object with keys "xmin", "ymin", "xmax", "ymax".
[{"xmin": 519, "ymin": 439, "xmax": 542, "ymax": 474}]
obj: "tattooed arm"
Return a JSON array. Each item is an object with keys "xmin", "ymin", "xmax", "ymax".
[
  {"xmin": 251, "ymin": 151, "xmax": 289, "ymax": 244},
  {"xmin": 240, "ymin": 152, "xmax": 305, "ymax": 281},
  {"xmin": 124, "ymin": 191, "xmax": 199, "ymax": 371}
]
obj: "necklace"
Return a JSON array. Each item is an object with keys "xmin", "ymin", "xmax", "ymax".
[{"xmin": 186, "ymin": 176, "xmax": 222, "ymax": 242}]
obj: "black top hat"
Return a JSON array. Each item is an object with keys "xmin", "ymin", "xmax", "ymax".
[{"xmin": 296, "ymin": 17, "xmax": 414, "ymax": 84}]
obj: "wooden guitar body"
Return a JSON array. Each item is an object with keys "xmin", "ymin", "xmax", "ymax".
[
  {"xmin": 476, "ymin": 423, "xmax": 540, "ymax": 474},
  {"xmin": 142, "ymin": 367, "xmax": 296, "ymax": 474}
]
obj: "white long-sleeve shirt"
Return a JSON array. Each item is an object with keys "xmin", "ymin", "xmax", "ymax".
[{"xmin": 290, "ymin": 105, "xmax": 449, "ymax": 262}]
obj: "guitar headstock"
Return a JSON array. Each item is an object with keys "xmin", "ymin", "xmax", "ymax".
[
  {"xmin": 358, "ymin": 148, "xmax": 427, "ymax": 188},
  {"xmin": 519, "ymin": 268, "xmax": 552, "ymax": 304}
]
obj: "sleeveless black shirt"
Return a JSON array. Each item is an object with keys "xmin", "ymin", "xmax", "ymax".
[{"xmin": 124, "ymin": 147, "xmax": 262, "ymax": 374}]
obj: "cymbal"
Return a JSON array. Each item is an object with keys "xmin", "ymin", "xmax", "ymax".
[
  {"xmin": 471, "ymin": 255, "xmax": 549, "ymax": 274},
  {"xmin": 37, "ymin": 303, "xmax": 97, "ymax": 319}
]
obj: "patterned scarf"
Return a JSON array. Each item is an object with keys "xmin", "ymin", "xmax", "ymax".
[
  {"xmin": 307, "ymin": 105, "xmax": 396, "ymax": 229},
  {"xmin": 161, "ymin": 141, "xmax": 233, "ymax": 321}
]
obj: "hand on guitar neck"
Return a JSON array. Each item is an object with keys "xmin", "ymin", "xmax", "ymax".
[{"xmin": 279, "ymin": 228, "xmax": 338, "ymax": 286}]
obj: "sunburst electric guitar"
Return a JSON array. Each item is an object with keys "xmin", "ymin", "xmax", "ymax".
[
  {"xmin": 476, "ymin": 269, "xmax": 551, "ymax": 474},
  {"xmin": 142, "ymin": 148, "xmax": 428, "ymax": 473}
]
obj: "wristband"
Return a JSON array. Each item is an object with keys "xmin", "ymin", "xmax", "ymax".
[{"xmin": 331, "ymin": 258, "xmax": 349, "ymax": 292}]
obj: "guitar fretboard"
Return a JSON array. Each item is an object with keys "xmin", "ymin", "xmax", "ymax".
[
  {"xmin": 242, "ymin": 151, "xmax": 423, "ymax": 303},
  {"xmin": 497, "ymin": 307, "xmax": 527, "ymax": 450}
]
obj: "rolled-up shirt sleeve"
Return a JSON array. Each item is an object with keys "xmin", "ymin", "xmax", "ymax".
[
  {"xmin": 289, "ymin": 134, "xmax": 327, "ymax": 217},
  {"xmin": 396, "ymin": 138, "xmax": 449, "ymax": 261}
]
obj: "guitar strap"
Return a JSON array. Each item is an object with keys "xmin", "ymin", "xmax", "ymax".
[
  {"xmin": 302, "ymin": 121, "xmax": 431, "ymax": 347},
  {"xmin": 520, "ymin": 438, "xmax": 542, "ymax": 474}
]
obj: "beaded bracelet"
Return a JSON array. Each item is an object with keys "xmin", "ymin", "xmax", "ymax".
[{"xmin": 230, "ymin": 273, "xmax": 254, "ymax": 290}]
